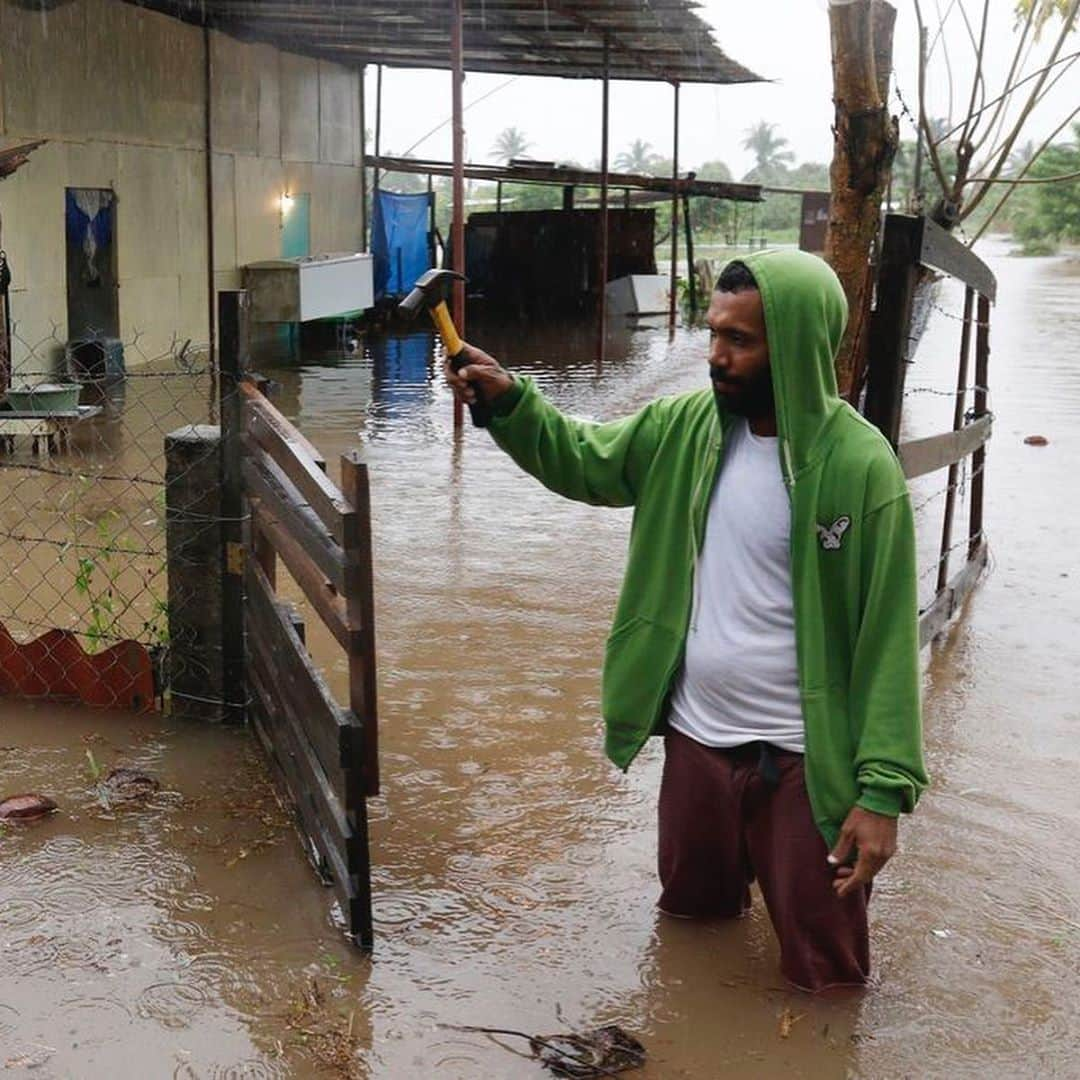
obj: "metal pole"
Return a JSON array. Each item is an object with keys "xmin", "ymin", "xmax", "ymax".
[
  {"xmin": 217, "ymin": 290, "xmax": 248, "ymax": 725},
  {"xmin": 912, "ymin": 26, "xmax": 927, "ymax": 212},
  {"xmin": 682, "ymin": 191, "xmax": 696, "ymax": 319},
  {"xmin": 968, "ymin": 293, "xmax": 990, "ymax": 558},
  {"xmin": 359, "ymin": 64, "xmax": 368, "ymax": 251},
  {"xmin": 935, "ymin": 285, "xmax": 974, "ymax": 594},
  {"xmin": 668, "ymin": 81, "xmax": 680, "ymax": 335},
  {"xmin": 451, "ymin": 0, "xmax": 466, "ymax": 430},
  {"xmin": 597, "ymin": 35, "xmax": 611, "ymax": 363},
  {"xmin": 203, "ymin": 22, "xmax": 216, "ymax": 365},
  {"xmin": 373, "ymin": 64, "xmax": 383, "ymax": 197}
]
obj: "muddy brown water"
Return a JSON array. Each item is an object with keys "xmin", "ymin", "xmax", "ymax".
[{"xmin": 2, "ymin": 241, "xmax": 1079, "ymax": 1078}]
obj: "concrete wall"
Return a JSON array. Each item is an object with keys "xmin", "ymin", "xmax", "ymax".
[{"xmin": 0, "ymin": 0, "xmax": 363, "ymax": 370}]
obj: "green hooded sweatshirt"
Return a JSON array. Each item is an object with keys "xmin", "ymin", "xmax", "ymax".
[{"xmin": 485, "ymin": 249, "xmax": 928, "ymax": 848}]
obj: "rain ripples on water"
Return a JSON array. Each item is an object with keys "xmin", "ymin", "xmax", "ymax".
[{"xmin": 1, "ymin": 243, "xmax": 1078, "ymax": 1076}]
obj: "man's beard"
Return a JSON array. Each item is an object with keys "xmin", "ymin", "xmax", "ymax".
[{"xmin": 711, "ymin": 365, "xmax": 775, "ymax": 421}]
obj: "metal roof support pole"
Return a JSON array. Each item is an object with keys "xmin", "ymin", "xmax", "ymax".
[
  {"xmin": 373, "ymin": 65, "xmax": 383, "ymax": 200},
  {"xmin": 668, "ymin": 80, "xmax": 681, "ymax": 336},
  {"xmin": 359, "ymin": 64, "xmax": 368, "ymax": 251},
  {"xmin": 596, "ymin": 34, "xmax": 611, "ymax": 364},
  {"xmin": 451, "ymin": 0, "xmax": 466, "ymax": 430},
  {"xmin": 203, "ymin": 21, "xmax": 217, "ymax": 370}
]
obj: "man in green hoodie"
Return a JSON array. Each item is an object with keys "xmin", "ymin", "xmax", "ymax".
[{"xmin": 445, "ymin": 250, "xmax": 927, "ymax": 991}]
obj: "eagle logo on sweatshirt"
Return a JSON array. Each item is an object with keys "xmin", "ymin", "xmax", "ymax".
[{"xmin": 816, "ymin": 516, "xmax": 851, "ymax": 551}]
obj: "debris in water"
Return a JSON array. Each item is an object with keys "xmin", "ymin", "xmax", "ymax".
[
  {"xmin": 0, "ymin": 793, "xmax": 58, "ymax": 821},
  {"xmin": 442, "ymin": 1023, "xmax": 645, "ymax": 1078},
  {"xmin": 778, "ymin": 1007, "xmax": 804, "ymax": 1038},
  {"xmin": 1024, "ymin": 435, "xmax": 1049, "ymax": 446},
  {"xmin": 931, "ymin": 928, "xmax": 954, "ymax": 939},
  {"xmin": 98, "ymin": 767, "xmax": 160, "ymax": 806}
]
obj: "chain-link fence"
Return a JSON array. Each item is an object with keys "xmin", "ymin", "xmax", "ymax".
[{"xmin": 0, "ymin": 322, "xmax": 227, "ymax": 711}]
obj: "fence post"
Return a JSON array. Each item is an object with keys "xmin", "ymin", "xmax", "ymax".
[
  {"xmin": 864, "ymin": 214, "xmax": 923, "ymax": 446},
  {"xmin": 165, "ymin": 424, "xmax": 226, "ymax": 719},
  {"xmin": 935, "ymin": 285, "xmax": 975, "ymax": 595},
  {"xmin": 218, "ymin": 290, "xmax": 248, "ymax": 725},
  {"xmin": 968, "ymin": 293, "xmax": 990, "ymax": 558}
]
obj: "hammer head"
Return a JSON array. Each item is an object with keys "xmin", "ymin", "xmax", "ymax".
[{"xmin": 398, "ymin": 268, "xmax": 467, "ymax": 318}]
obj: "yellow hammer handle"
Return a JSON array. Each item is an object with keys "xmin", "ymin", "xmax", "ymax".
[{"xmin": 429, "ymin": 301, "xmax": 464, "ymax": 358}]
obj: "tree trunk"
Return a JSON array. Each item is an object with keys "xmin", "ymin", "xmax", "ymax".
[{"xmin": 824, "ymin": 0, "xmax": 899, "ymax": 399}]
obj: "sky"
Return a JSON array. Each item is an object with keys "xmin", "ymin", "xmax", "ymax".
[{"xmin": 365, "ymin": 1, "xmax": 1080, "ymax": 182}]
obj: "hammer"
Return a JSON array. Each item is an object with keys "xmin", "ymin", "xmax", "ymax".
[{"xmin": 398, "ymin": 268, "xmax": 491, "ymax": 428}]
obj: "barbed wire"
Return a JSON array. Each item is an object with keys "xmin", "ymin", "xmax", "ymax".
[
  {"xmin": 919, "ymin": 530, "xmax": 985, "ymax": 584},
  {"xmin": 911, "ymin": 460, "xmax": 983, "ymax": 516}
]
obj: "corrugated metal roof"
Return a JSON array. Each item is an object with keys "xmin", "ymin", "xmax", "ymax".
[{"xmin": 130, "ymin": 0, "xmax": 762, "ymax": 84}]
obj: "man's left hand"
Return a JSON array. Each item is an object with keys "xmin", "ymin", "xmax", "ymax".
[{"xmin": 827, "ymin": 806, "xmax": 898, "ymax": 898}]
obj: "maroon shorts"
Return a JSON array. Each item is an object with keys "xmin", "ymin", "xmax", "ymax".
[{"xmin": 658, "ymin": 728, "xmax": 870, "ymax": 992}]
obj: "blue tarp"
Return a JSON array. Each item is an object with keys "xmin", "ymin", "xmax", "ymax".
[{"xmin": 371, "ymin": 190, "xmax": 433, "ymax": 300}]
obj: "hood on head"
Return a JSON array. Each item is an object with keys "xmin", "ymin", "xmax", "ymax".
[{"xmin": 733, "ymin": 249, "xmax": 849, "ymax": 476}]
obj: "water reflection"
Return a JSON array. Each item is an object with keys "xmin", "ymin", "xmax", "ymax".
[{"xmin": 1, "ymin": 243, "xmax": 1079, "ymax": 1077}]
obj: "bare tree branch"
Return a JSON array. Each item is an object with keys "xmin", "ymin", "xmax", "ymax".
[
  {"xmin": 961, "ymin": 0, "xmax": 1079, "ymax": 221},
  {"xmin": 964, "ymin": 167, "xmax": 1080, "ymax": 185},
  {"xmin": 956, "ymin": 0, "xmax": 991, "ymax": 169},
  {"xmin": 966, "ymin": 102, "xmax": 1080, "ymax": 238},
  {"xmin": 934, "ymin": 47, "xmax": 1079, "ymax": 146},
  {"xmin": 975, "ymin": 53, "xmax": 1078, "ymax": 171},
  {"xmin": 914, "ymin": 0, "xmax": 953, "ymax": 196},
  {"xmin": 967, "ymin": 0, "xmax": 1038, "ymax": 157},
  {"xmin": 930, "ymin": 0, "xmax": 960, "ymax": 124}
]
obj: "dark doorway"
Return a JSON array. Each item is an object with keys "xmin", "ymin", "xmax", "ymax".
[{"xmin": 65, "ymin": 188, "xmax": 119, "ymax": 340}]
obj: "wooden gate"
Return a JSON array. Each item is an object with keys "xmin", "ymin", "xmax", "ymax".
[
  {"xmin": 219, "ymin": 291, "xmax": 378, "ymax": 948},
  {"xmin": 863, "ymin": 214, "xmax": 995, "ymax": 647}
]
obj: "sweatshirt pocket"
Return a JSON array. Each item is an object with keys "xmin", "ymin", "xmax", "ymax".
[{"xmin": 601, "ymin": 616, "xmax": 681, "ymax": 730}]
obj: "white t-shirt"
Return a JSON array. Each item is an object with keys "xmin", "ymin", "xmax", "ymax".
[{"xmin": 668, "ymin": 418, "xmax": 805, "ymax": 753}]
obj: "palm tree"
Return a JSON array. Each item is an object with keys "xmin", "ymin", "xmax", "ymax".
[
  {"xmin": 491, "ymin": 127, "xmax": 532, "ymax": 164},
  {"xmin": 615, "ymin": 139, "xmax": 660, "ymax": 175},
  {"xmin": 741, "ymin": 121, "xmax": 795, "ymax": 174}
]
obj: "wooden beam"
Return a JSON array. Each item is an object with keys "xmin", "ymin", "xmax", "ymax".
[
  {"xmin": 898, "ymin": 414, "xmax": 993, "ymax": 479},
  {"xmin": 251, "ymin": 503, "xmax": 357, "ymax": 654},
  {"xmin": 248, "ymin": 665, "xmax": 372, "ymax": 947},
  {"xmin": 242, "ymin": 444, "xmax": 347, "ymax": 594},
  {"xmin": 341, "ymin": 450, "xmax": 380, "ymax": 797},
  {"xmin": 240, "ymin": 380, "xmax": 325, "ymax": 469},
  {"xmin": 372, "ymin": 154, "xmax": 763, "ymax": 203},
  {"xmin": 919, "ymin": 539, "xmax": 988, "ymax": 647},
  {"xmin": 246, "ymin": 559, "xmax": 363, "ymax": 789},
  {"xmin": 244, "ymin": 387, "xmax": 357, "ymax": 546}
]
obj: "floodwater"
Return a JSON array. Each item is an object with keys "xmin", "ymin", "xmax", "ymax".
[{"xmin": 2, "ymin": 240, "xmax": 1079, "ymax": 1078}]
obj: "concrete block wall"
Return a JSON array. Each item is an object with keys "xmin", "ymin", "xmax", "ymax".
[{"xmin": 0, "ymin": 0, "xmax": 364, "ymax": 371}]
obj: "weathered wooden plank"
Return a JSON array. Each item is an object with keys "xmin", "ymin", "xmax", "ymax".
[
  {"xmin": 899, "ymin": 414, "xmax": 993, "ymax": 479},
  {"xmin": 251, "ymin": 503, "xmax": 357, "ymax": 654},
  {"xmin": 244, "ymin": 390, "xmax": 358, "ymax": 547},
  {"xmin": 865, "ymin": 215, "xmax": 922, "ymax": 447},
  {"xmin": 919, "ymin": 217, "xmax": 997, "ymax": 302},
  {"xmin": 246, "ymin": 653, "xmax": 365, "ymax": 868},
  {"xmin": 245, "ymin": 559, "xmax": 362, "ymax": 792},
  {"xmin": 919, "ymin": 540, "xmax": 988, "ymax": 648},
  {"xmin": 240, "ymin": 379, "xmax": 326, "ymax": 470},
  {"xmin": 219, "ymin": 291, "xmax": 248, "ymax": 725},
  {"xmin": 242, "ymin": 445, "xmax": 347, "ymax": 594},
  {"xmin": 248, "ymin": 696, "xmax": 332, "ymax": 884},
  {"xmin": 341, "ymin": 449, "xmax": 380, "ymax": 796},
  {"xmin": 247, "ymin": 680, "xmax": 367, "ymax": 936}
]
